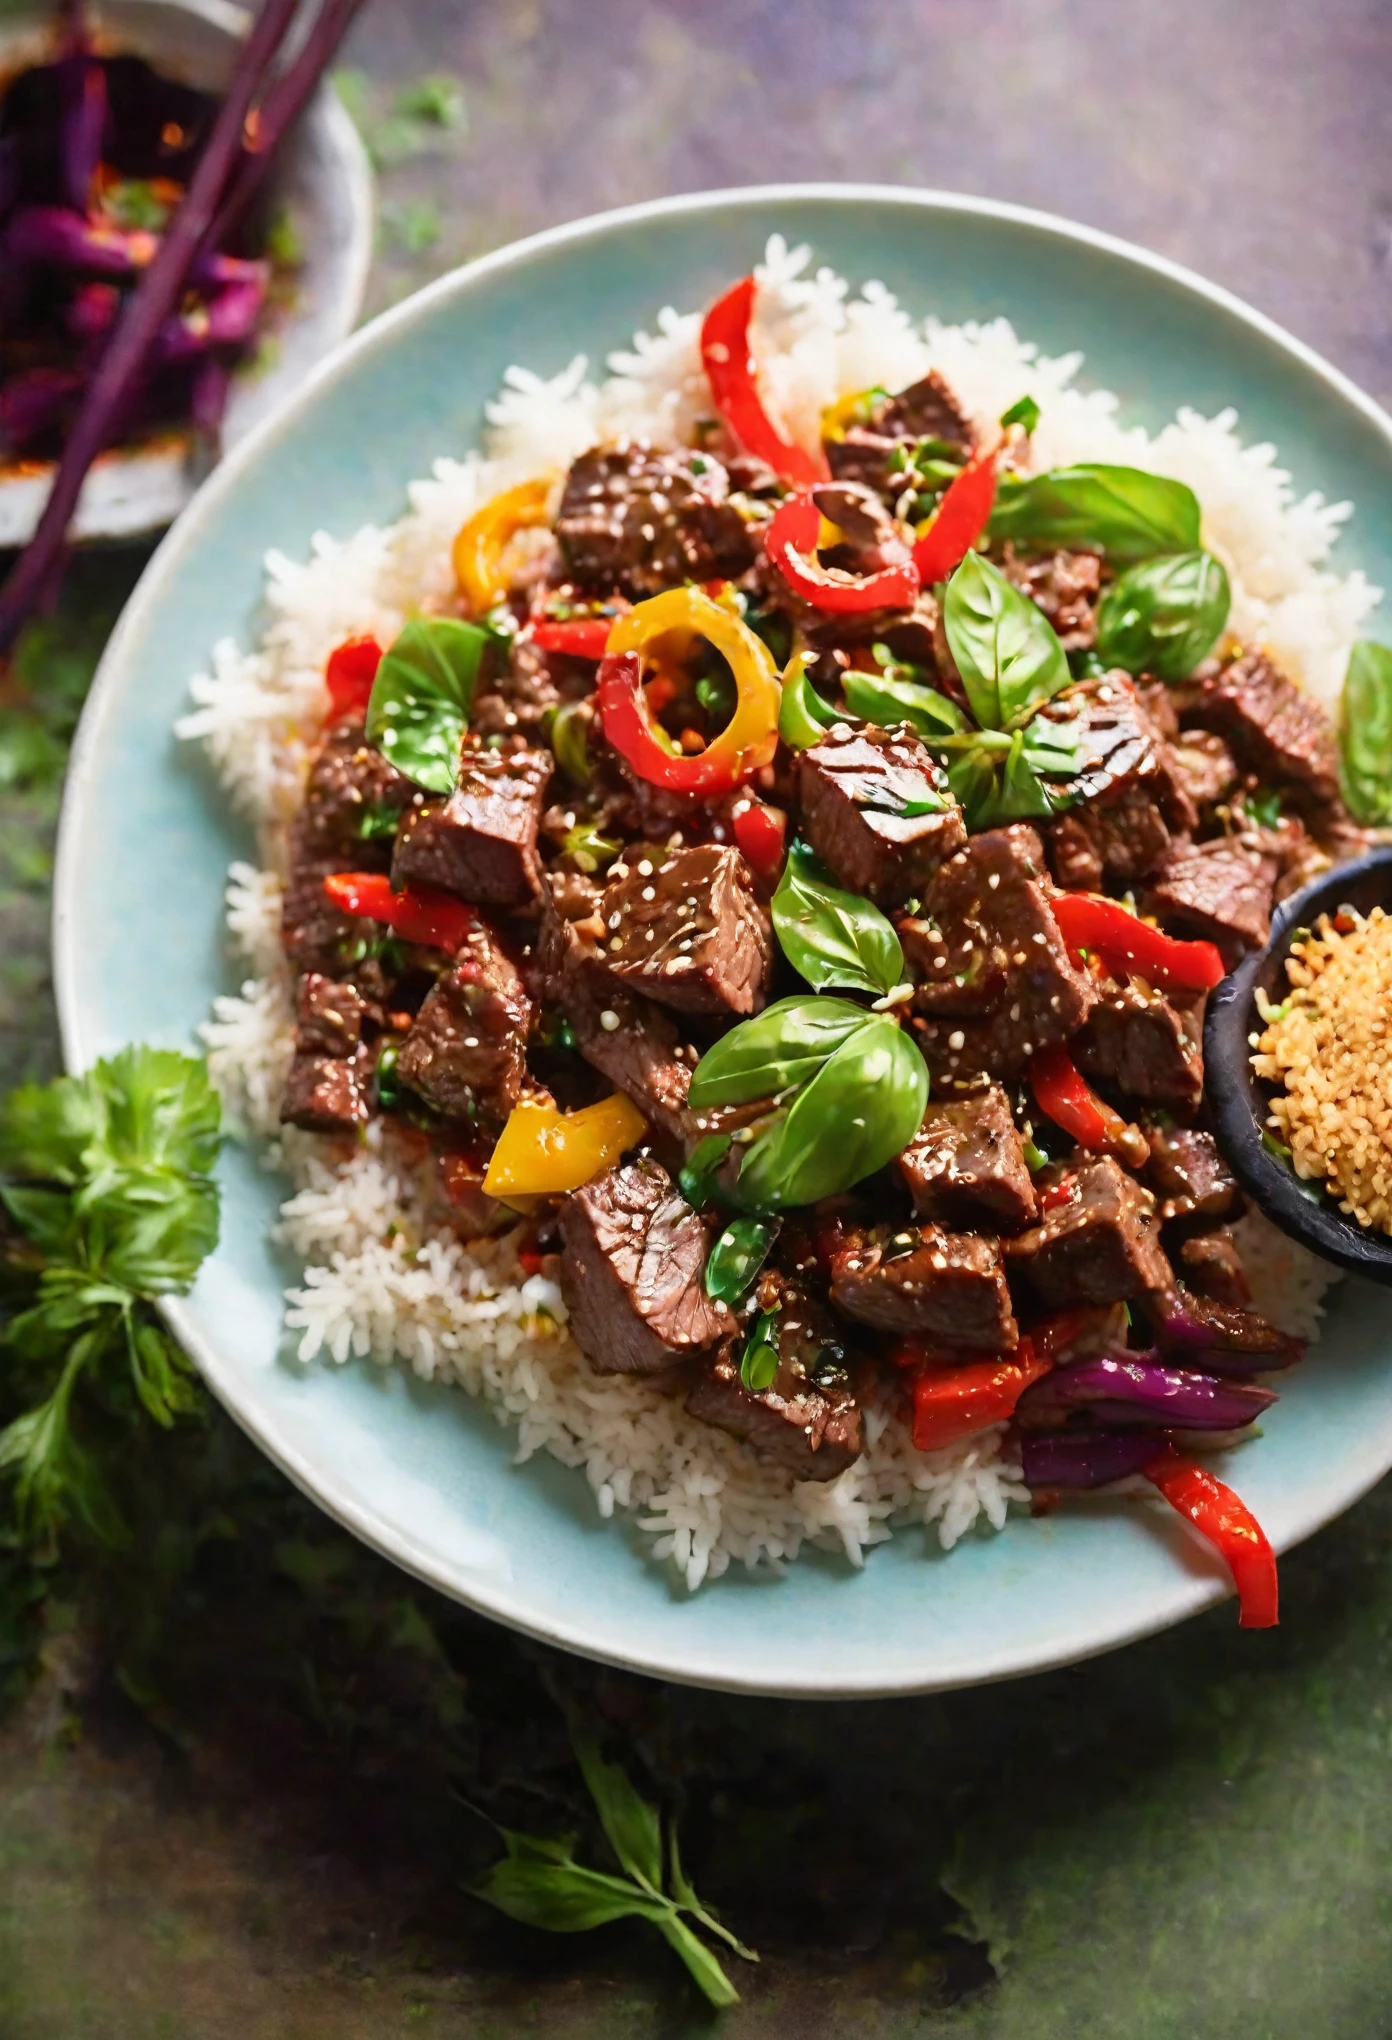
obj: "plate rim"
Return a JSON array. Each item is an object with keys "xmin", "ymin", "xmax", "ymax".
[{"xmin": 51, "ymin": 181, "xmax": 1392, "ymax": 1697}]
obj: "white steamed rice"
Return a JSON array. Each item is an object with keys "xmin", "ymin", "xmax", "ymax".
[{"xmin": 180, "ymin": 234, "xmax": 1349, "ymax": 1590}]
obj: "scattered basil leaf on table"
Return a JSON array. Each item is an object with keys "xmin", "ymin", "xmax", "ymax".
[
  {"xmin": 778, "ymin": 649, "xmax": 843, "ymax": 751},
  {"xmin": 738, "ymin": 1309, "xmax": 780, "ymax": 1392},
  {"xmin": 988, "ymin": 463, "xmax": 1202, "ymax": 562},
  {"xmin": 686, "ymin": 995, "xmax": 873, "ymax": 1109},
  {"xmin": 1094, "ymin": 549, "xmax": 1231, "ymax": 678},
  {"xmin": 734, "ymin": 1018, "xmax": 929, "ymax": 1211},
  {"xmin": 942, "ymin": 549, "xmax": 1070, "ymax": 730},
  {"xmin": 999, "ymin": 392, "xmax": 1041, "ymax": 434},
  {"xmin": 771, "ymin": 839, "xmax": 905, "ymax": 997},
  {"xmin": 365, "ymin": 615, "xmax": 501, "ymax": 793},
  {"xmin": 704, "ymin": 1218, "xmax": 776, "ymax": 1306},
  {"xmin": 841, "ymin": 666, "xmax": 968, "ymax": 739},
  {"xmin": 1339, "ymin": 639, "xmax": 1392, "ymax": 824}
]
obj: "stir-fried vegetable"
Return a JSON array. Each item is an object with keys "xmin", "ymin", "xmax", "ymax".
[
  {"xmin": 1029, "ymin": 1044, "xmax": 1146, "ymax": 1166},
  {"xmin": 324, "ymin": 634, "xmax": 384, "ymax": 717},
  {"xmin": 988, "ymin": 463, "xmax": 1202, "ymax": 561},
  {"xmin": 770, "ymin": 839, "xmax": 905, "ymax": 998},
  {"xmin": 453, "ymin": 477, "xmax": 553, "ymax": 615},
  {"xmin": 1050, "ymin": 893, "xmax": 1226, "ymax": 991},
  {"xmin": 704, "ymin": 1218, "xmax": 777, "ymax": 1307},
  {"xmin": 905, "ymin": 1341, "xmax": 1051, "ymax": 1451},
  {"xmin": 1013, "ymin": 1354, "xmax": 1276, "ymax": 1433},
  {"xmin": 764, "ymin": 489, "xmax": 919, "ymax": 612},
  {"xmin": 777, "ymin": 648, "xmax": 843, "ymax": 750},
  {"xmin": 322, "ymin": 871, "xmax": 479, "ymax": 953},
  {"xmin": 483, "ymin": 1094, "xmax": 648, "ymax": 1198},
  {"xmin": 911, "ymin": 444, "xmax": 998, "ymax": 584},
  {"xmin": 731, "ymin": 798, "xmax": 788, "ymax": 884},
  {"xmin": 733, "ymin": 1018, "xmax": 928, "ymax": 1212},
  {"xmin": 531, "ymin": 616, "xmax": 615, "ymax": 658},
  {"xmin": 699, "ymin": 275, "xmax": 829, "ymax": 487},
  {"xmin": 1145, "ymin": 1448, "xmax": 1279, "ymax": 1628},
  {"xmin": 365, "ymin": 615, "xmax": 500, "ymax": 793}
]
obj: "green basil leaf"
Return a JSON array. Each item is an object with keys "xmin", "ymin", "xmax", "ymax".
[
  {"xmin": 572, "ymin": 1732, "xmax": 665, "ymax": 1894},
  {"xmin": 999, "ymin": 393, "xmax": 1041, "ymax": 435},
  {"xmin": 770, "ymin": 840, "xmax": 903, "ymax": 997},
  {"xmin": 942, "ymin": 551, "xmax": 1069, "ymax": 730},
  {"xmin": 739, "ymin": 1308, "xmax": 780, "ymax": 1392},
  {"xmin": 989, "ymin": 464, "xmax": 1201, "ymax": 562},
  {"xmin": 735, "ymin": 1019, "xmax": 929, "ymax": 1211},
  {"xmin": 704, "ymin": 1218, "xmax": 776, "ymax": 1307},
  {"xmin": 470, "ymin": 1854, "xmax": 669, "ymax": 1934},
  {"xmin": 366, "ymin": 616, "xmax": 499, "ymax": 793},
  {"xmin": 1094, "ymin": 549, "xmax": 1231, "ymax": 679},
  {"xmin": 653, "ymin": 1914, "xmax": 742, "ymax": 2010},
  {"xmin": 1340, "ymin": 639, "xmax": 1392, "ymax": 824},
  {"xmin": 687, "ymin": 996, "xmax": 874, "ymax": 1110},
  {"xmin": 778, "ymin": 651, "xmax": 842, "ymax": 751},
  {"xmin": 679, "ymin": 1133, "xmax": 732, "ymax": 1208},
  {"xmin": 841, "ymin": 668, "xmax": 969, "ymax": 739},
  {"xmin": 946, "ymin": 748, "xmax": 997, "ymax": 830}
]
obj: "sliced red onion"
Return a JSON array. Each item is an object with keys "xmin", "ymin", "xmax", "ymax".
[
  {"xmin": 1014, "ymin": 1353, "xmax": 1276, "ymax": 1433},
  {"xmin": 67, "ymin": 279, "xmax": 121, "ymax": 342},
  {"xmin": 0, "ymin": 368, "xmax": 87, "ymax": 451},
  {"xmin": 1148, "ymin": 1287, "xmax": 1305, "ymax": 1375},
  {"xmin": 58, "ymin": 53, "xmax": 107, "ymax": 213},
  {"xmin": 5, "ymin": 204, "xmax": 158, "ymax": 278},
  {"xmin": 1019, "ymin": 1432, "xmax": 1162, "ymax": 1489},
  {"xmin": 155, "ymin": 274, "xmax": 265, "ymax": 363}
]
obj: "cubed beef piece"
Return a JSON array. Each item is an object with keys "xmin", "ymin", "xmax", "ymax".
[
  {"xmin": 1171, "ymin": 729, "xmax": 1238, "ymax": 812},
  {"xmin": 291, "ymin": 722, "xmax": 418, "ymax": 870},
  {"xmin": 281, "ymin": 1048, "xmax": 373, "ymax": 1135},
  {"xmin": 1144, "ymin": 1125, "xmax": 1241, "ymax": 1227},
  {"xmin": 1001, "ymin": 545, "xmax": 1101, "ymax": 651},
  {"xmin": 397, "ymin": 920, "xmax": 532, "ymax": 1128},
  {"xmin": 902, "ymin": 826, "xmax": 1096, "ymax": 1079},
  {"xmin": 598, "ymin": 843, "xmax": 773, "ymax": 1018},
  {"xmin": 1007, "ymin": 1157, "xmax": 1171, "ymax": 1306},
  {"xmin": 798, "ymin": 722, "xmax": 965, "ymax": 906},
  {"xmin": 295, "ymin": 972, "xmax": 371, "ymax": 1056},
  {"xmin": 555, "ymin": 445, "xmax": 755, "ymax": 600},
  {"xmin": 1046, "ymin": 811, "xmax": 1105, "ymax": 893},
  {"xmin": 687, "ymin": 1316, "xmax": 863, "ymax": 1482},
  {"xmin": 1183, "ymin": 647, "xmax": 1340, "ymax": 805},
  {"xmin": 896, "ymin": 1084, "xmax": 1038, "ymax": 1231},
  {"xmin": 472, "ymin": 637, "xmax": 561, "ymax": 742},
  {"xmin": 1179, "ymin": 1229, "xmax": 1251, "ymax": 1307},
  {"xmin": 825, "ymin": 371, "xmax": 975, "ymax": 499},
  {"xmin": 433, "ymin": 1151, "xmax": 509, "ymax": 1241},
  {"xmin": 830, "ymin": 1225, "xmax": 1018, "ymax": 1352},
  {"xmin": 1136, "ymin": 680, "xmax": 1180, "ymax": 740},
  {"xmin": 1145, "ymin": 837, "xmax": 1279, "ymax": 966},
  {"xmin": 392, "ymin": 746, "xmax": 551, "ymax": 906},
  {"xmin": 281, "ymin": 862, "xmax": 387, "ymax": 993},
  {"xmin": 1075, "ymin": 981, "xmax": 1204, "ymax": 1111},
  {"xmin": 1038, "ymin": 675, "xmax": 1197, "ymax": 886},
  {"xmin": 558, "ymin": 1157, "xmax": 726, "ymax": 1376}
]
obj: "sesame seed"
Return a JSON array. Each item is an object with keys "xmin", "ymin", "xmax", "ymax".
[
  {"xmin": 987, "ymin": 873, "xmax": 1001, "ymax": 889},
  {"xmin": 948, "ymin": 1031, "xmax": 965, "ymax": 1050},
  {"xmin": 637, "ymin": 859, "xmax": 653, "ymax": 876},
  {"xmin": 463, "ymin": 1036, "xmax": 479, "ymax": 1048},
  {"xmin": 641, "ymin": 886, "xmax": 656, "ymax": 901},
  {"xmin": 599, "ymin": 1009, "xmax": 620, "ymax": 1031}
]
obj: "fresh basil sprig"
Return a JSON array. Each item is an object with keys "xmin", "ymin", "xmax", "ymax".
[
  {"xmin": 988, "ymin": 463, "xmax": 1202, "ymax": 562},
  {"xmin": 1339, "ymin": 639, "xmax": 1392, "ymax": 824},
  {"xmin": 1094, "ymin": 549, "xmax": 1231, "ymax": 679},
  {"xmin": 686, "ymin": 995, "xmax": 873, "ymax": 1109},
  {"xmin": 943, "ymin": 550, "xmax": 1070, "ymax": 731},
  {"xmin": 365, "ymin": 615, "xmax": 501, "ymax": 793},
  {"xmin": 771, "ymin": 840, "xmax": 905, "ymax": 998},
  {"xmin": 842, "ymin": 666, "xmax": 967, "ymax": 739},
  {"xmin": 735, "ymin": 1017, "xmax": 928, "ymax": 1211}
]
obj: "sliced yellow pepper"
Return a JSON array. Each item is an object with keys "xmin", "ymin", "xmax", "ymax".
[
  {"xmin": 819, "ymin": 387, "xmax": 883, "ymax": 442},
  {"xmin": 483, "ymin": 1092, "xmax": 648, "ymax": 1199},
  {"xmin": 601, "ymin": 585, "xmax": 781, "ymax": 794},
  {"xmin": 452, "ymin": 477, "xmax": 553, "ymax": 616}
]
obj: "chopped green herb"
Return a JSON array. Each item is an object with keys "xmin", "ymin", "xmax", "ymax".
[
  {"xmin": 739, "ymin": 1310, "xmax": 780, "ymax": 1393},
  {"xmin": 999, "ymin": 393, "xmax": 1041, "ymax": 435},
  {"xmin": 704, "ymin": 1219, "xmax": 776, "ymax": 1307}
]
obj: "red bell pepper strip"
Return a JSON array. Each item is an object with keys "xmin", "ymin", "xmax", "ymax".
[
  {"xmin": 911, "ymin": 445, "xmax": 998, "ymax": 584},
  {"xmin": 322, "ymin": 871, "xmax": 480, "ymax": 953},
  {"xmin": 531, "ymin": 616, "xmax": 614, "ymax": 659},
  {"xmin": 1029, "ymin": 1043, "xmax": 1146, "ymax": 1165},
  {"xmin": 764, "ymin": 489, "xmax": 919, "ymax": 614},
  {"xmin": 324, "ymin": 635, "xmax": 383, "ymax": 717},
  {"xmin": 1051, "ymin": 893, "xmax": 1225, "ymax": 992},
  {"xmin": 906, "ymin": 1337, "xmax": 1051, "ymax": 1451},
  {"xmin": 699, "ymin": 276, "xmax": 829, "ymax": 488},
  {"xmin": 731, "ymin": 797, "xmax": 788, "ymax": 883},
  {"xmin": 1145, "ymin": 1447, "xmax": 1279, "ymax": 1628}
]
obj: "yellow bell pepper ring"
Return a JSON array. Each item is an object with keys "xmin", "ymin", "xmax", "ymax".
[
  {"xmin": 483, "ymin": 1091, "xmax": 649, "ymax": 1199},
  {"xmin": 452, "ymin": 477, "xmax": 553, "ymax": 616}
]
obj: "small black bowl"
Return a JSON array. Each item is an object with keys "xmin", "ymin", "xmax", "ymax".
[{"xmin": 1205, "ymin": 844, "xmax": 1392, "ymax": 1285}]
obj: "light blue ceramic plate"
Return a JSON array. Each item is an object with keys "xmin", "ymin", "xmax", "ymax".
[{"xmin": 53, "ymin": 187, "xmax": 1392, "ymax": 1696}]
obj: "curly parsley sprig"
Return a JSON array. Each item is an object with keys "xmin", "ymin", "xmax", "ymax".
[{"xmin": 0, "ymin": 1048, "xmax": 220, "ymax": 1553}]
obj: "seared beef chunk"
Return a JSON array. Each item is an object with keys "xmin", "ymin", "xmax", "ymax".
[
  {"xmin": 1075, "ymin": 982, "xmax": 1204, "ymax": 1111},
  {"xmin": 1046, "ymin": 812, "xmax": 1105, "ymax": 893},
  {"xmin": 397, "ymin": 920, "xmax": 532, "ymax": 1127},
  {"xmin": 1144, "ymin": 1124, "xmax": 1241, "ymax": 1228},
  {"xmin": 1136, "ymin": 680, "xmax": 1180, "ymax": 740},
  {"xmin": 599, "ymin": 843, "xmax": 773, "ymax": 1018},
  {"xmin": 797, "ymin": 722, "xmax": 965, "ymax": 906},
  {"xmin": 392, "ymin": 746, "xmax": 551, "ymax": 907},
  {"xmin": 1039, "ymin": 675, "xmax": 1196, "ymax": 888},
  {"xmin": 1182, "ymin": 647, "xmax": 1340, "ymax": 806},
  {"xmin": 896, "ymin": 1085, "xmax": 1038, "ymax": 1232},
  {"xmin": 687, "ymin": 1271, "xmax": 863, "ymax": 1481},
  {"xmin": 1007, "ymin": 1157, "xmax": 1171, "ymax": 1307},
  {"xmin": 555, "ymin": 445, "xmax": 755, "ymax": 600},
  {"xmin": 281, "ymin": 865, "xmax": 389, "ymax": 994},
  {"xmin": 1144, "ymin": 836, "xmax": 1279, "ymax": 965},
  {"xmin": 294, "ymin": 972, "xmax": 372, "ymax": 1057},
  {"xmin": 825, "ymin": 372, "xmax": 975, "ymax": 500},
  {"xmin": 433, "ymin": 1151, "xmax": 508, "ymax": 1242},
  {"xmin": 473, "ymin": 637, "xmax": 561, "ymax": 742},
  {"xmin": 558, "ymin": 1157, "xmax": 725, "ymax": 1376},
  {"xmin": 292, "ymin": 722, "xmax": 418, "ymax": 870},
  {"xmin": 1179, "ymin": 1229, "xmax": 1252, "ymax": 1306},
  {"xmin": 281, "ymin": 1049, "xmax": 373, "ymax": 1135},
  {"xmin": 830, "ymin": 1223, "xmax": 1018, "ymax": 1351},
  {"xmin": 1171, "ymin": 728, "xmax": 1238, "ymax": 813},
  {"xmin": 1000, "ymin": 546, "xmax": 1101, "ymax": 651},
  {"xmin": 902, "ymin": 825, "xmax": 1095, "ymax": 1080}
]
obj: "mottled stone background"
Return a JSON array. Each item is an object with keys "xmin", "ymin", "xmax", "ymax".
[{"xmin": 3, "ymin": 3, "xmax": 1392, "ymax": 2035}]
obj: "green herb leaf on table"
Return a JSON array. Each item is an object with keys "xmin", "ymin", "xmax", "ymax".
[
  {"xmin": 1094, "ymin": 549, "xmax": 1231, "ymax": 678},
  {"xmin": 735, "ymin": 1018, "xmax": 929, "ymax": 1212},
  {"xmin": 942, "ymin": 550, "xmax": 1070, "ymax": 731},
  {"xmin": 988, "ymin": 463, "xmax": 1202, "ymax": 562},
  {"xmin": 1339, "ymin": 639, "xmax": 1392, "ymax": 824},
  {"xmin": 365, "ymin": 616, "xmax": 501, "ymax": 793},
  {"xmin": 771, "ymin": 840, "xmax": 905, "ymax": 997},
  {"xmin": 686, "ymin": 995, "xmax": 875, "ymax": 1109}
]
